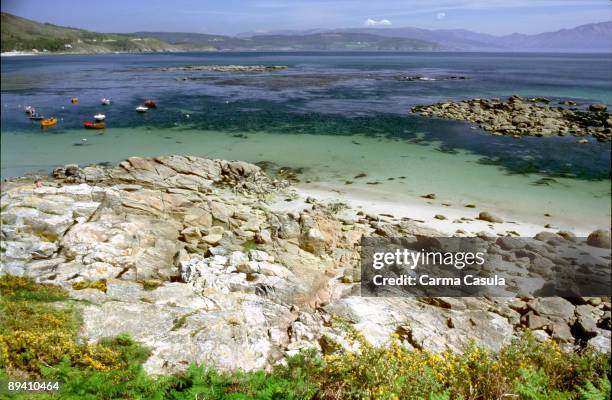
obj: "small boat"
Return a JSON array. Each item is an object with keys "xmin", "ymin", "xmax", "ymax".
[
  {"xmin": 71, "ymin": 97, "xmax": 79, "ymax": 104},
  {"xmin": 40, "ymin": 117, "xmax": 58, "ymax": 128},
  {"xmin": 93, "ymin": 113, "xmax": 106, "ymax": 121},
  {"xmin": 29, "ymin": 112, "xmax": 44, "ymax": 120},
  {"xmin": 144, "ymin": 100, "xmax": 157, "ymax": 108},
  {"xmin": 24, "ymin": 106, "xmax": 35, "ymax": 115},
  {"xmin": 101, "ymin": 98, "xmax": 111, "ymax": 105},
  {"xmin": 136, "ymin": 106, "xmax": 148, "ymax": 113},
  {"xmin": 84, "ymin": 121, "xmax": 106, "ymax": 129}
]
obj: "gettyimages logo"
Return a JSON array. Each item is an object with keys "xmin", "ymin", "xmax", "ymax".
[{"xmin": 361, "ymin": 236, "xmax": 611, "ymax": 297}]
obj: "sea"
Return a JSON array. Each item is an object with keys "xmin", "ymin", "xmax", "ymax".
[{"xmin": 1, "ymin": 51, "xmax": 611, "ymax": 229}]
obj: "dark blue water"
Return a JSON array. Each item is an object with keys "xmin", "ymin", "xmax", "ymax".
[{"xmin": 2, "ymin": 52, "xmax": 611, "ymax": 179}]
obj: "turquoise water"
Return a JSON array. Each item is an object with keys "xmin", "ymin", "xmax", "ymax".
[{"xmin": 1, "ymin": 52, "xmax": 611, "ymax": 230}]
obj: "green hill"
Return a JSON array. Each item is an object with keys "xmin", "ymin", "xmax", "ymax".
[
  {"xmin": 0, "ymin": 13, "xmax": 213, "ymax": 53},
  {"xmin": 139, "ymin": 31, "xmax": 440, "ymax": 51},
  {"xmin": 1, "ymin": 12, "xmax": 439, "ymax": 53}
]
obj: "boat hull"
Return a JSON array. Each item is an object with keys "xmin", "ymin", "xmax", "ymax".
[
  {"xmin": 40, "ymin": 118, "xmax": 58, "ymax": 128},
  {"xmin": 84, "ymin": 121, "xmax": 106, "ymax": 129}
]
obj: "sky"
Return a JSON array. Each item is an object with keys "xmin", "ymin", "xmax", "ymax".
[{"xmin": 2, "ymin": 0, "xmax": 611, "ymax": 36}]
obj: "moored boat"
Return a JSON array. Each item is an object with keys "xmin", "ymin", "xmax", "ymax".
[
  {"xmin": 84, "ymin": 121, "xmax": 106, "ymax": 129},
  {"xmin": 40, "ymin": 117, "xmax": 58, "ymax": 128},
  {"xmin": 29, "ymin": 112, "xmax": 44, "ymax": 120},
  {"xmin": 144, "ymin": 100, "xmax": 157, "ymax": 108},
  {"xmin": 136, "ymin": 106, "xmax": 148, "ymax": 112},
  {"xmin": 94, "ymin": 113, "xmax": 106, "ymax": 121},
  {"xmin": 71, "ymin": 97, "xmax": 78, "ymax": 104},
  {"xmin": 101, "ymin": 98, "xmax": 111, "ymax": 105},
  {"xmin": 24, "ymin": 106, "xmax": 35, "ymax": 115}
]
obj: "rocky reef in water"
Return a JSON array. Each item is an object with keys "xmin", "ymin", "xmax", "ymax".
[
  {"xmin": 412, "ymin": 96, "xmax": 611, "ymax": 142},
  {"xmin": 1, "ymin": 155, "xmax": 610, "ymax": 375}
]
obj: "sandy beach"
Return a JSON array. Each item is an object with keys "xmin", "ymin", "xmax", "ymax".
[{"xmin": 273, "ymin": 183, "xmax": 603, "ymax": 238}]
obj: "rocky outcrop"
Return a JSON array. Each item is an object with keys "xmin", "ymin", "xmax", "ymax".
[
  {"xmin": 412, "ymin": 96, "xmax": 611, "ymax": 141},
  {"xmin": 587, "ymin": 229, "xmax": 611, "ymax": 249},
  {"xmin": 1, "ymin": 155, "xmax": 610, "ymax": 375}
]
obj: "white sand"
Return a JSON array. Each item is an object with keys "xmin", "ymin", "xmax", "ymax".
[{"xmin": 271, "ymin": 182, "xmax": 597, "ymax": 237}]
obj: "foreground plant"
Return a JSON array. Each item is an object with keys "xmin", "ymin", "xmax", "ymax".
[{"xmin": 1, "ymin": 276, "xmax": 610, "ymax": 399}]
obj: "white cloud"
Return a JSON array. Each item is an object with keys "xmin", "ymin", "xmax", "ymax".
[
  {"xmin": 364, "ymin": 18, "xmax": 392, "ymax": 27},
  {"xmin": 436, "ymin": 12, "xmax": 446, "ymax": 20}
]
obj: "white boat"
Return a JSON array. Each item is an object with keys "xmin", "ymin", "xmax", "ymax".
[
  {"xmin": 101, "ymin": 98, "xmax": 111, "ymax": 105},
  {"xmin": 24, "ymin": 106, "xmax": 34, "ymax": 115},
  {"xmin": 136, "ymin": 106, "xmax": 148, "ymax": 113},
  {"xmin": 93, "ymin": 113, "xmax": 106, "ymax": 121}
]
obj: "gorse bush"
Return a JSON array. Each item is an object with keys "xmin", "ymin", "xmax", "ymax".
[
  {"xmin": 71, "ymin": 279, "xmax": 108, "ymax": 293},
  {"xmin": 1, "ymin": 276, "xmax": 610, "ymax": 399},
  {"xmin": 0, "ymin": 275, "xmax": 69, "ymax": 302},
  {"xmin": 0, "ymin": 276, "xmax": 148, "ymax": 376},
  {"xmin": 312, "ymin": 319, "xmax": 610, "ymax": 399}
]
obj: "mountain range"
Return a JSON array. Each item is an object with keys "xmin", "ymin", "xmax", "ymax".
[{"xmin": 2, "ymin": 12, "xmax": 610, "ymax": 54}]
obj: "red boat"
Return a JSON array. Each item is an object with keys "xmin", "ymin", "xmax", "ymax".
[
  {"xmin": 144, "ymin": 100, "xmax": 157, "ymax": 108},
  {"xmin": 83, "ymin": 121, "xmax": 106, "ymax": 129}
]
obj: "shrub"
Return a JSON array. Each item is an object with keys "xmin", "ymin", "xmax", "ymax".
[
  {"xmin": 0, "ymin": 275, "xmax": 69, "ymax": 302},
  {"xmin": 306, "ymin": 320, "xmax": 611, "ymax": 400},
  {"xmin": 1, "ymin": 276, "xmax": 610, "ymax": 399},
  {"xmin": 71, "ymin": 279, "xmax": 108, "ymax": 293},
  {"xmin": 242, "ymin": 239, "xmax": 258, "ymax": 252},
  {"xmin": 0, "ymin": 276, "xmax": 145, "ymax": 376}
]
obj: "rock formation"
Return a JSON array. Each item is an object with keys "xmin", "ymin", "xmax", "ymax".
[
  {"xmin": 1, "ymin": 155, "xmax": 610, "ymax": 375},
  {"xmin": 412, "ymin": 96, "xmax": 611, "ymax": 141}
]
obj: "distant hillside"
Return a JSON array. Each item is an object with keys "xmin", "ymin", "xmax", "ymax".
[
  {"xmin": 2, "ymin": 12, "xmax": 609, "ymax": 54},
  {"xmin": 138, "ymin": 31, "xmax": 439, "ymax": 51},
  {"xmin": 247, "ymin": 21, "xmax": 612, "ymax": 52},
  {"xmin": 495, "ymin": 21, "xmax": 612, "ymax": 52},
  {"xmin": 0, "ymin": 13, "xmax": 212, "ymax": 53}
]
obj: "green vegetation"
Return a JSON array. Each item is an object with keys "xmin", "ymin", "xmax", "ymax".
[
  {"xmin": 140, "ymin": 280, "xmax": 164, "ymax": 291},
  {"xmin": 313, "ymin": 323, "xmax": 611, "ymax": 399},
  {"xmin": 1, "ymin": 12, "xmax": 186, "ymax": 53},
  {"xmin": 71, "ymin": 279, "xmax": 108, "ymax": 293},
  {"xmin": 0, "ymin": 276, "xmax": 147, "ymax": 376},
  {"xmin": 1, "ymin": 12, "xmax": 437, "ymax": 54},
  {"xmin": 1, "ymin": 276, "xmax": 610, "ymax": 399},
  {"xmin": 241, "ymin": 239, "xmax": 259, "ymax": 252},
  {"xmin": 135, "ymin": 31, "xmax": 440, "ymax": 51}
]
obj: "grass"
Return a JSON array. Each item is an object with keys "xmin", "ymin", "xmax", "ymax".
[
  {"xmin": 140, "ymin": 280, "xmax": 164, "ymax": 291},
  {"xmin": 1, "ymin": 276, "xmax": 610, "ymax": 399},
  {"xmin": 0, "ymin": 276, "xmax": 143, "ymax": 377},
  {"xmin": 241, "ymin": 239, "xmax": 258, "ymax": 252}
]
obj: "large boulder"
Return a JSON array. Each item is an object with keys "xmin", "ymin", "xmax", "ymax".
[
  {"xmin": 527, "ymin": 297, "xmax": 575, "ymax": 323},
  {"xmin": 589, "ymin": 103, "xmax": 608, "ymax": 112},
  {"xmin": 587, "ymin": 229, "xmax": 611, "ymax": 248}
]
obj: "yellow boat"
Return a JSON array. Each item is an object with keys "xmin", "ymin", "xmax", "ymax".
[
  {"xmin": 71, "ymin": 97, "xmax": 78, "ymax": 104},
  {"xmin": 40, "ymin": 117, "xmax": 58, "ymax": 128}
]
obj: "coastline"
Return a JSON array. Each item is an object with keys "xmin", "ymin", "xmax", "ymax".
[
  {"xmin": 1, "ymin": 154, "xmax": 610, "ymax": 383},
  {"xmin": 287, "ymin": 183, "xmax": 605, "ymax": 237},
  {"xmin": 2, "ymin": 127, "xmax": 609, "ymax": 235},
  {"xmin": 0, "ymin": 49, "xmax": 217, "ymax": 57}
]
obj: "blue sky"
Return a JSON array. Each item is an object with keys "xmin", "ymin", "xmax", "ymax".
[{"xmin": 2, "ymin": 0, "xmax": 611, "ymax": 36}]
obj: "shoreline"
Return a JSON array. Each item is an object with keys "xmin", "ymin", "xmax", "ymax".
[
  {"xmin": 0, "ymin": 49, "xmax": 216, "ymax": 57},
  {"xmin": 3, "ymin": 155, "xmax": 605, "ymax": 239},
  {"xmin": 1, "ymin": 155, "xmax": 610, "ymax": 377},
  {"xmin": 286, "ymin": 183, "xmax": 603, "ymax": 237}
]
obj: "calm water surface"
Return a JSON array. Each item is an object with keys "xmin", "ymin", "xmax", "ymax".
[{"xmin": 1, "ymin": 52, "xmax": 610, "ymax": 229}]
